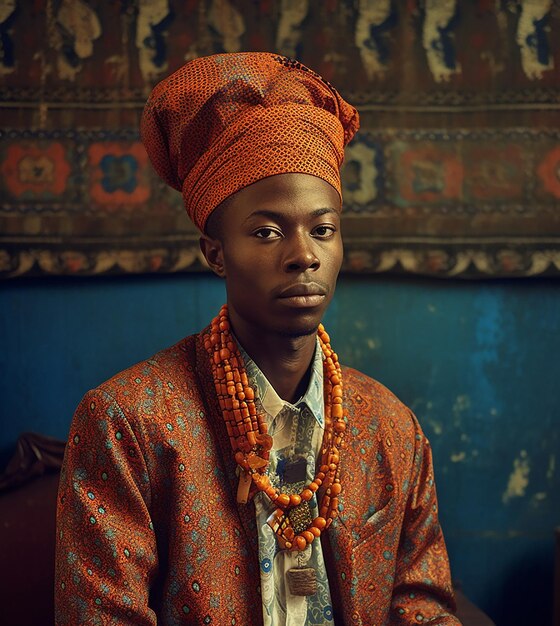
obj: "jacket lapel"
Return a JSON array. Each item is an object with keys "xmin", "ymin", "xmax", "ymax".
[{"xmin": 194, "ymin": 332, "xmax": 260, "ymax": 559}]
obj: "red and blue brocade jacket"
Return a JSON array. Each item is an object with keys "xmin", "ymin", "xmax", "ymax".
[{"xmin": 55, "ymin": 332, "xmax": 460, "ymax": 625}]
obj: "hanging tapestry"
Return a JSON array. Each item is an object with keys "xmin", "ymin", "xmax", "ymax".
[{"xmin": 1, "ymin": 0, "xmax": 559, "ymax": 278}]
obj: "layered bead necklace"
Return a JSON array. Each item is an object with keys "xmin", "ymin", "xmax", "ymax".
[{"xmin": 204, "ymin": 304, "xmax": 347, "ymax": 554}]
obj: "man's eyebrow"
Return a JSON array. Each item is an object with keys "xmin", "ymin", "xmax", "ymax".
[{"xmin": 244, "ymin": 207, "xmax": 339, "ymax": 222}]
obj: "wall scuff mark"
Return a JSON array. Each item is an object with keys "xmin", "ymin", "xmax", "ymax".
[{"xmin": 502, "ymin": 450, "xmax": 530, "ymax": 503}]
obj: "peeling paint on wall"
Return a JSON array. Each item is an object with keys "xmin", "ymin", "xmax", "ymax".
[
  {"xmin": 502, "ymin": 450, "xmax": 530, "ymax": 503},
  {"xmin": 546, "ymin": 453, "xmax": 555, "ymax": 480},
  {"xmin": 450, "ymin": 451, "xmax": 466, "ymax": 462},
  {"xmin": 428, "ymin": 419, "xmax": 443, "ymax": 435},
  {"xmin": 531, "ymin": 492, "xmax": 547, "ymax": 506},
  {"xmin": 452, "ymin": 394, "xmax": 470, "ymax": 427}
]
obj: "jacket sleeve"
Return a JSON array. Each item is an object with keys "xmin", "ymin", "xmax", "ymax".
[
  {"xmin": 390, "ymin": 411, "xmax": 462, "ymax": 625},
  {"xmin": 55, "ymin": 388, "xmax": 159, "ymax": 625}
]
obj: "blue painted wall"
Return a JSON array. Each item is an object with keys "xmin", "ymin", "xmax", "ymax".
[{"xmin": 1, "ymin": 273, "xmax": 558, "ymax": 624}]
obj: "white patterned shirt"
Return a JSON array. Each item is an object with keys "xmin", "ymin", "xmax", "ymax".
[{"xmin": 239, "ymin": 339, "xmax": 335, "ymax": 626}]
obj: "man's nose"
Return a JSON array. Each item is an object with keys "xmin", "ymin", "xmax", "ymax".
[{"xmin": 282, "ymin": 233, "xmax": 320, "ymax": 272}]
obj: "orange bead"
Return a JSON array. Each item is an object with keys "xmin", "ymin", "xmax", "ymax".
[
  {"xmin": 334, "ymin": 420, "xmax": 346, "ymax": 432},
  {"xmin": 330, "ymin": 483, "xmax": 342, "ymax": 496},
  {"xmin": 302, "ymin": 531, "xmax": 314, "ymax": 544},
  {"xmin": 332, "ymin": 404, "xmax": 343, "ymax": 419},
  {"xmin": 301, "ymin": 489, "xmax": 313, "ymax": 501},
  {"xmin": 244, "ymin": 387, "xmax": 254, "ymax": 401},
  {"xmin": 294, "ymin": 535, "xmax": 307, "ymax": 551},
  {"xmin": 234, "ymin": 451, "xmax": 245, "ymax": 466},
  {"xmin": 309, "ymin": 482, "xmax": 319, "ymax": 492},
  {"xmin": 220, "ymin": 348, "xmax": 231, "ymax": 360},
  {"xmin": 309, "ymin": 526, "xmax": 321, "ymax": 538},
  {"xmin": 276, "ymin": 493, "xmax": 290, "ymax": 508},
  {"xmin": 312, "ymin": 516, "xmax": 327, "ymax": 530},
  {"xmin": 247, "ymin": 431, "xmax": 257, "ymax": 446},
  {"xmin": 289, "ymin": 494, "xmax": 302, "ymax": 507}
]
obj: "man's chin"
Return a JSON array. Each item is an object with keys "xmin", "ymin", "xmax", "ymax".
[{"xmin": 276, "ymin": 326, "xmax": 318, "ymax": 339}]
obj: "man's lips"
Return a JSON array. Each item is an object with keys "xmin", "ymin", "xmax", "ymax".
[
  {"xmin": 276, "ymin": 282, "xmax": 328, "ymax": 308},
  {"xmin": 277, "ymin": 282, "xmax": 327, "ymax": 298}
]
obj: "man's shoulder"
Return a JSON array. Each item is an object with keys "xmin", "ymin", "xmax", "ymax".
[
  {"xmin": 342, "ymin": 365, "xmax": 417, "ymax": 435},
  {"xmin": 342, "ymin": 365, "xmax": 406, "ymax": 408},
  {"xmin": 84, "ymin": 333, "xmax": 202, "ymax": 412}
]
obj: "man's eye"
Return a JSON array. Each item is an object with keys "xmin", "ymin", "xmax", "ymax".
[
  {"xmin": 254, "ymin": 227, "xmax": 281, "ymax": 239},
  {"xmin": 313, "ymin": 225, "xmax": 335, "ymax": 238}
]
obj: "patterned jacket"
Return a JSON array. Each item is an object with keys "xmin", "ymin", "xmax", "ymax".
[{"xmin": 55, "ymin": 332, "xmax": 460, "ymax": 625}]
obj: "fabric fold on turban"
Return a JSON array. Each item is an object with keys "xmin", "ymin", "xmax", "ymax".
[{"xmin": 141, "ymin": 52, "xmax": 360, "ymax": 232}]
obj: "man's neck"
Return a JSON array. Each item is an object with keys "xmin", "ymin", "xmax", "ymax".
[{"xmin": 229, "ymin": 319, "xmax": 317, "ymax": 404}]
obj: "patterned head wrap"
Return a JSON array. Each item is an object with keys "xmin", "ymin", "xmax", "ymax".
[{"xmin": 141, "ymin": 52, "xmax": 359, "ymax": 232}]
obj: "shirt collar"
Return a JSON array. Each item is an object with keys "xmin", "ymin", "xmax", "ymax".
[{"xmin": 236, "ymin": 337, "xmax": 325, "ymax": 428}]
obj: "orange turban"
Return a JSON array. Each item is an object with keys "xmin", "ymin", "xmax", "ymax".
[{"xmin": 141, "ymin": 52, "xmax": 359, "ymax": 232}]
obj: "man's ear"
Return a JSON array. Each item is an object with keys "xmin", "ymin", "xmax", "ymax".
[{"xmin": 199, "ymin": 235, "xmax": 226, "ymax": 277}]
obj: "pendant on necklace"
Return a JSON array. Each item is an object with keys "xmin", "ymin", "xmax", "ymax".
[
  {"xmin": 286, "ymin": 548, "xmax": 317, "ymax": 597},
  {"xmin": 236, "ymin": 469, "xmax": 252, "ymax": 504},
  {"xmin": 286, "ymin": 566, "xmax": 317, "ymax": 596}
]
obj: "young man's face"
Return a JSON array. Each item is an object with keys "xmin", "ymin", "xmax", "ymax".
[{"xmin": 203, "ymin": 173, "xmax": 343, "ymax": 338}]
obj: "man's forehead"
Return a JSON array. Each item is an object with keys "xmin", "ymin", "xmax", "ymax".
[{"xmin": 242, "ymin": 207, "xmax": 340, "ymax": 224}]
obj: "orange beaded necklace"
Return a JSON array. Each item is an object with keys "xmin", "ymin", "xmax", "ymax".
[{"xmin": 204, "ymin": 304, "xmax": 347, "ymax": 552}]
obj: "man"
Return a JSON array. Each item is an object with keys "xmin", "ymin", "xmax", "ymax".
[{"xmin": 55, "ymin": 52, "xmax": 460, "ymax": 625}]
